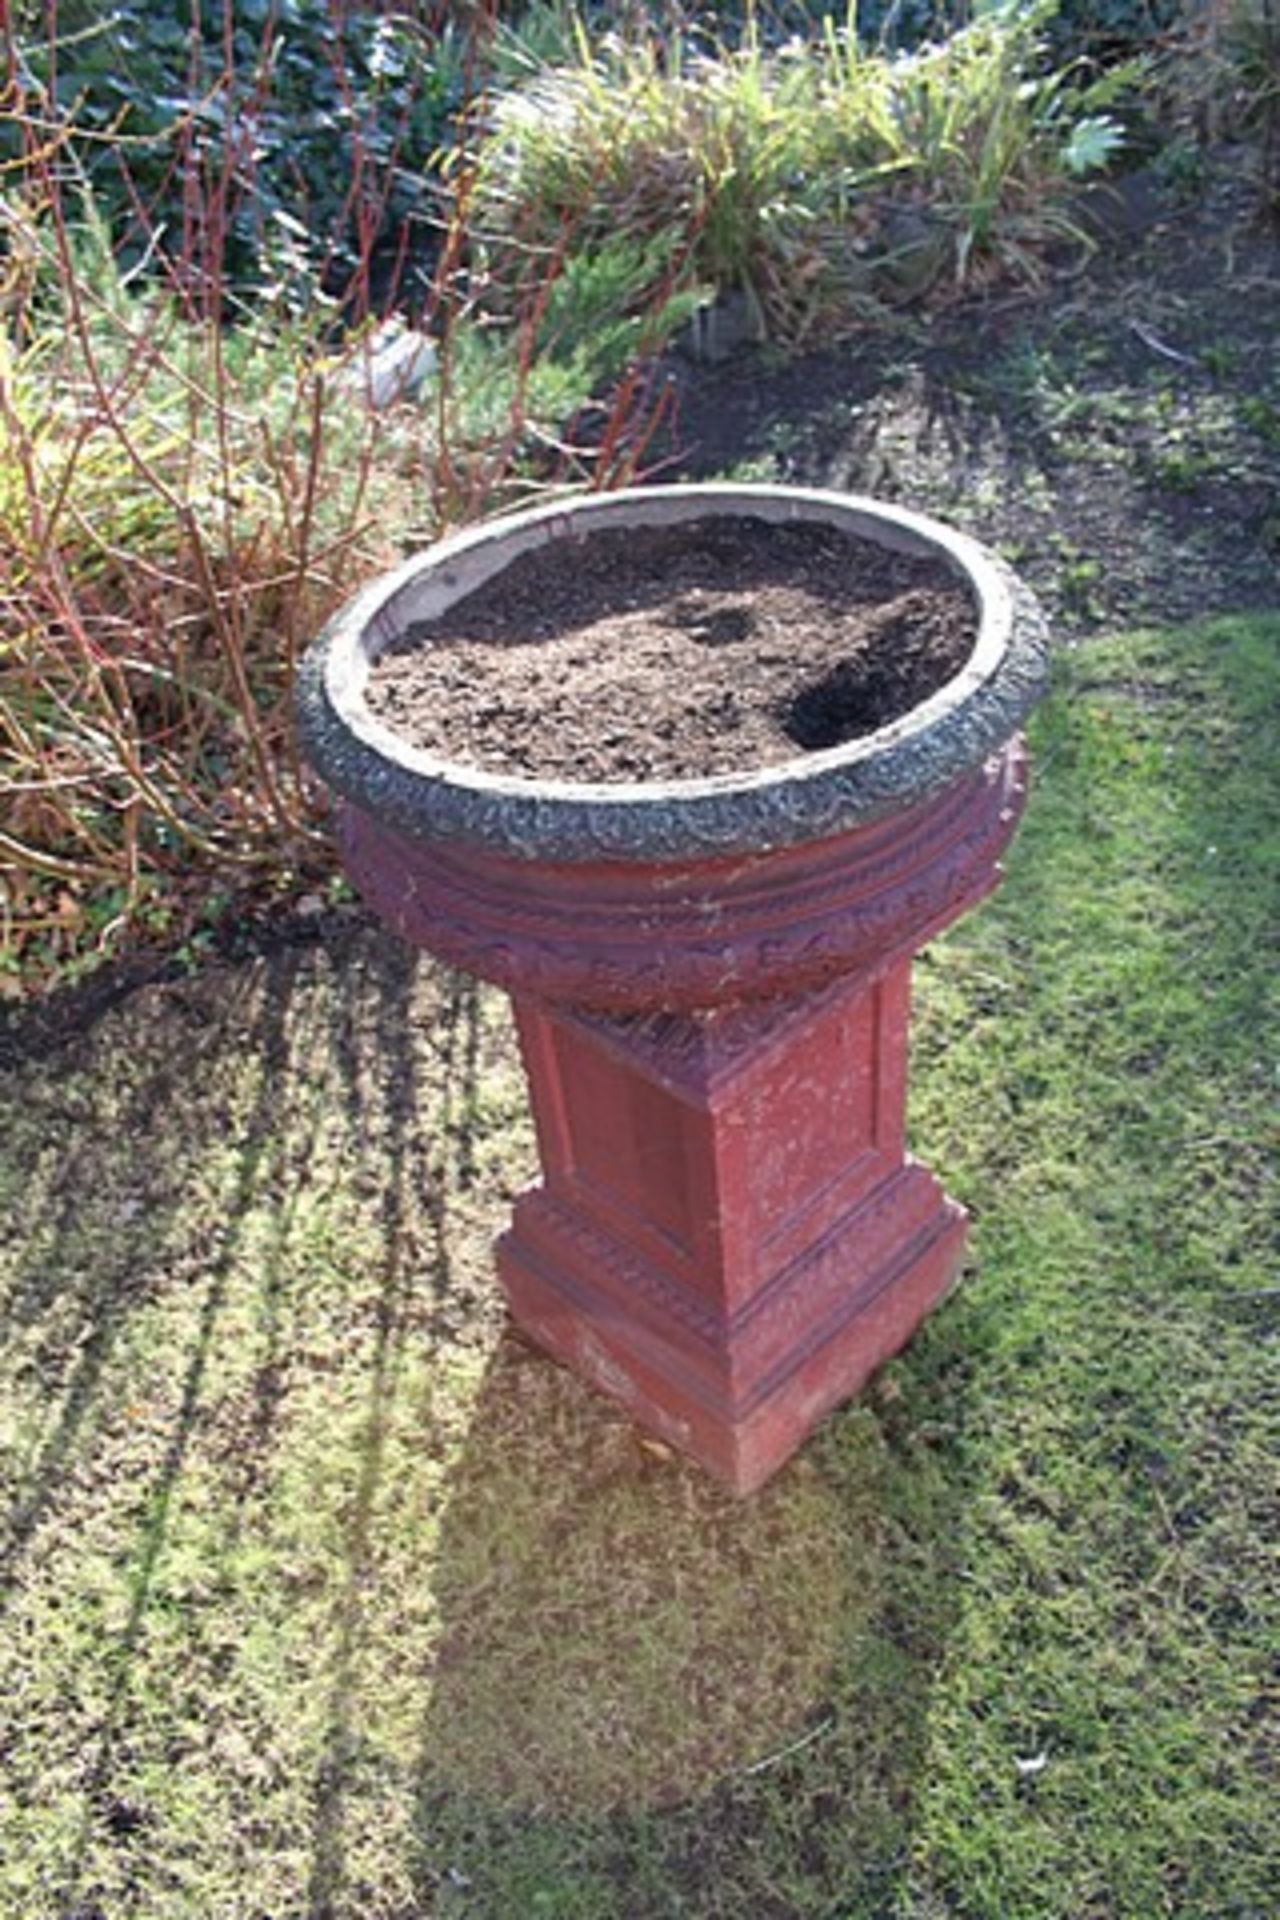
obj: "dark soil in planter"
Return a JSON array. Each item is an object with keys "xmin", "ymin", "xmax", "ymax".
[{"xmin": 365, "ymin": 515, "xmax": 976, "ymax": 783}]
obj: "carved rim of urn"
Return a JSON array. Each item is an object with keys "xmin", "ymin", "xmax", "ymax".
[{"xmin": 295, "ymin": 482, "xmax": 1049, "ymax": 866}]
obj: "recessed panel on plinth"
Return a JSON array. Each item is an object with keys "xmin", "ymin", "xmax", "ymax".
[{"xmin": 500, "ymin": 959, "xmax": 966, "ymax": 1492}]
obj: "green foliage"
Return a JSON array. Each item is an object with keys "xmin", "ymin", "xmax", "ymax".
[
  {"xmin": 467, "ymin": 6, "xmax": 1136, "ymax": 347},
  {"xmin": 433, "ymin": 234, "xmax": 699, "ymax": 459},
  {"xmin": 530, "ymin": 232, "xmax": 708, "ymax": 379},
  {"xmin": 0, "ymin": 0, "xmax": 1213, "ymax": 323},
  {"xmin": 1142, "ymin": 3, "xmax": 1277, "ymax": 208},
  {"xmin": 537, "ymin": 1, "xmax": 1184, "ymax": 59},
  {"xmin": 1040, "ymin": 0, "xmax": 1183, "ymax": 56},
  {"xmin": 7, "ymin": 0, "xmax": 474, "ymax": 299},
  {"xmin": 0, "ymin": 231, "xmax": 384, "ymax": 901},
  {"xmin": 1058, "ymin": 109, "xmax": 1128, "ymax": 173},
  {"xmin": 1165, "ymin": 0, "xmax": 1280, "ymax": 209}
]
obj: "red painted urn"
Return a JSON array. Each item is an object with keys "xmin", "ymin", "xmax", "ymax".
[{"xmin": 297, "ymin": 484, "xmax": 1047, "ymax": 1492}]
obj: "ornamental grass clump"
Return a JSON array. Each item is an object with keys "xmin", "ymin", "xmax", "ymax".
[{"xmin": 465, "ymin": 1, "xmax": 1131, "ymax": 344}]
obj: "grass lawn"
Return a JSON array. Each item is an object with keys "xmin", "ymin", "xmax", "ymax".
[{"xmin": 1, "ymin": 611, "xmax": 1276, "ymax": 1918}]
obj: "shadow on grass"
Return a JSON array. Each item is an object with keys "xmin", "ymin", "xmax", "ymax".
[
  {"xmin": 399, "ymin": 615, "xmax": 1277, "ymax": 1918},
  {"xmin": 303, "ymin": 957, "xmax": 483, "ymax": 1918},
  {"xmin": 0, "ymin": 952, "xmax": 301, "ymax": 1613},
  {"xmin": 0, "ymin": 944, "xmax": 329, "ymax": 1899},
  {"xmin": 402, "ymin": 1242, "xmax": 978, "ymax": 1919},
  {"xmin": 0, "ymin": 926, "xmax": 487, "ymax": 1916}
]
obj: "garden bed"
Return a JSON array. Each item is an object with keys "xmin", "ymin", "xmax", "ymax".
[{"xmin": 663, "ymin": 163, "xmax": 1280, "ymax": 634}]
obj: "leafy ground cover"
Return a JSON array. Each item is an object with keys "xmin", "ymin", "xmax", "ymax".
[
  {"xmin": 464, "ymin": 1, "xmax": 1132, "ymax": 348},
  {"xmin": 1, "ymin": 606, "xmax": 1275, "ymax": 1918}
]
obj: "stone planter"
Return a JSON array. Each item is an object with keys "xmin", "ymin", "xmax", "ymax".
[{"xmin": 297, "ymin": 483, "xmax": 1048, "ymax": 1493}]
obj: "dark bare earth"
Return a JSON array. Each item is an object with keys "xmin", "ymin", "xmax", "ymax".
[
  {"xmin": 659, "ymin": 167, "xmax": 1280, "ymax": 638},
  {"xmin": 366, "ymin": 516, "xmax": 976, "ymax": 782}
]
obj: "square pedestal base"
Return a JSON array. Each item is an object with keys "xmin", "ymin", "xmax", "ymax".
[{"xmin": 501, "ymin": 962, "xmax": 968, "ymax": 1493}]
